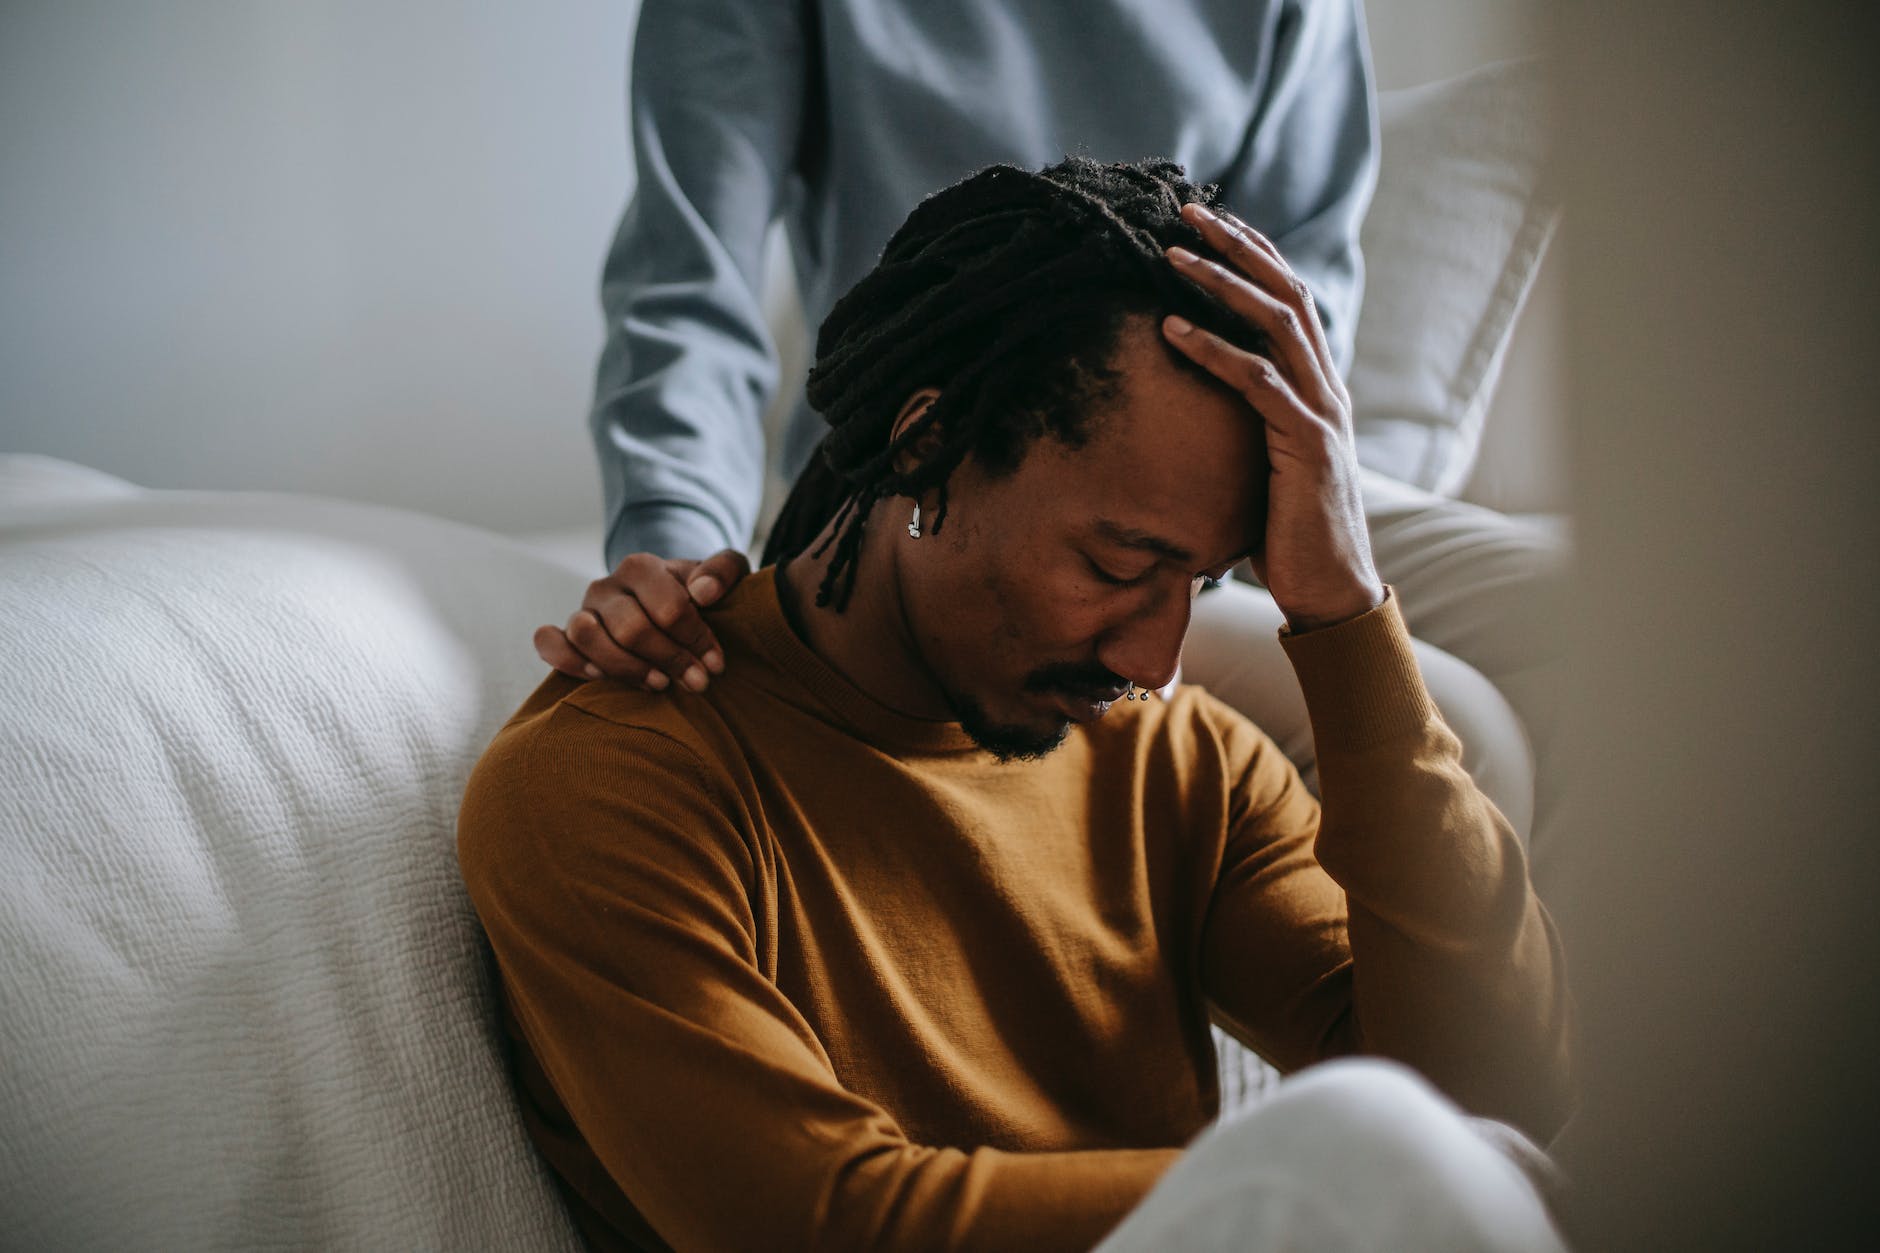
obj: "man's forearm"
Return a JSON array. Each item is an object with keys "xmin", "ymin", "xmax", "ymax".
[{"xmin": 1281, "ymin": 589, "xmax": 1576, "ymax": 1138}]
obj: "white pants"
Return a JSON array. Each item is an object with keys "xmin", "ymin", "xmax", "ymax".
[
  {"xmin": 1096, "ymin": 1060, "xmax": 1569, "ymax": 1253},
  {"xmin": 1181, "ymin": 468, "xmax": 1570, "ymax": 886}
]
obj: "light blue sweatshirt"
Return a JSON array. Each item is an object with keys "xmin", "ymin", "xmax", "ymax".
[{"xmin": 595, "ymin": 0, "xmax": 1378, "ymax": 566}]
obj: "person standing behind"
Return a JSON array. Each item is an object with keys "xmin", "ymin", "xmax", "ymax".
[{"xmin": 545, "ymin": 0, "xmax": 1558, "ymax": 858}]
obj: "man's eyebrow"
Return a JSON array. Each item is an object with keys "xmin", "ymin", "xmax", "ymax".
[
  {"xmin": 1092, "ymin": 518, "xmax": 1194, "ymax": 564},
  {"xmin": 1093, "ymin": 518, "xmax": 1261, "ymax": 570}
]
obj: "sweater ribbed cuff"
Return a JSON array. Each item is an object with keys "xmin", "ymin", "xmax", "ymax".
[{"xmin": 1278, "ymin": 587, "xmax": 1438, "ymax": 752}]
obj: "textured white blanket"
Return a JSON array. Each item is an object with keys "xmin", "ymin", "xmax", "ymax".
[{"xmin": 0, "ymin": 457, "xmax": 587, "ymax": 1250}]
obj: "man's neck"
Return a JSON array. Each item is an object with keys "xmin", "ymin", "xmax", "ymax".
[{"xmin": 776, "ymin": 506, "xmax": 955, "ymax": 721}]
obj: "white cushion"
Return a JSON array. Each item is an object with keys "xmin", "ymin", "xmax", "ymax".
[
  {"xmin": 0, "ymin": 457, "xmax": 587, "ymax": 1250},
  {"xmin": 1349, "ymin": 58, "xmax": 1560, "ymax": 496}
]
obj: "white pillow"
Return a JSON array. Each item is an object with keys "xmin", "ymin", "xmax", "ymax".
[
  {"xmin": 0, "ymin": 458, "xmax": 587, "ymax": 1250},
  {"xmin": 1349, "ymin": 57, "xmax": 1560, "ymax": 496}
]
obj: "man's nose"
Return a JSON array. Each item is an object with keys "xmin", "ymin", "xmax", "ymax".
[{"xmin": 1097, "ymin": 584, "xmax": 1194, "ymax": 694}]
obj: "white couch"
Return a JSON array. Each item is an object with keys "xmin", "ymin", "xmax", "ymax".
[
  {"xmin": 0, "ymin": 60, "xmax": 1560, "ymax": 1247},
  {"xmin": 0, "ymin": 456, "xmax": 588, "ymax": 1249}
]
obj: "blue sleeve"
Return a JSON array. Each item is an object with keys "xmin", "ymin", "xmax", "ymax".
[
  {"xmin": 591, "ymin": 0, "xmax": 811, "ymax": 568},
  {"xmin": 1220, "ymin": 0, "xmax": 1378, "ymax": 374}
]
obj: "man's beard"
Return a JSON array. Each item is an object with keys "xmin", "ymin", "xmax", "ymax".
[
  {"xmin": 952, "ymin": 695, "xmax": 1072, "ymax": 764},
  {"xmin": 947, "ymin": 660, "xmax": 1133, "ymax": 765}
]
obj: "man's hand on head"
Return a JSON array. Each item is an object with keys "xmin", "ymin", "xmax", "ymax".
[
  {"xmin": 1160, "ymin": 202, "xmax": 1386, "ymax": 633},
  {"xmin": 533, "ymin": 548, "xmax": 750, "ymax": 691}
]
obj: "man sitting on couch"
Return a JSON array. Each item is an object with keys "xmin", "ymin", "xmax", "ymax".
[{"xmin": 458, "ymin": 158, "xmax": 1574, "ymax": 1253}]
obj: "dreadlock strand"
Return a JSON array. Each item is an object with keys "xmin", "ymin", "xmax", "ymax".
[
  {"xmin": 815, "ymin": 240, "xmax": 1110, "ymax": 410},
  {"xmin": 809, "ymin": 223, "xmax": 1079, "ymax": 406},
  {"xmin": 814, "ymin": 485, "xmax": 877, "ymax": 610},
  {"xmin": 808, "ymin": 487, "xmax": 863, "ymax": 562}
]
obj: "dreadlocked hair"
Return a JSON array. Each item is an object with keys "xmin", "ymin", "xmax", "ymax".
[{"xmin": 763, "ymin": 155, "xmax": 1270, "ymax": 610}]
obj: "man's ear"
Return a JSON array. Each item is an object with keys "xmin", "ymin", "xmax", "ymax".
[{"xmin": 888, "ymin": 388, "xmax": 943, "ymax": 477}]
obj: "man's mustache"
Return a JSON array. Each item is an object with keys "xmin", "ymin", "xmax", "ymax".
[{"xmin": 1022, "ymin": 662, "xmax": 1132, "ymax": 704}]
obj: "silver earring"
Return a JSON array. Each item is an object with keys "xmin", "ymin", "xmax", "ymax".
[{"xmin": 908, "ymin": 502, "xmax": 921, "ymax": 539}]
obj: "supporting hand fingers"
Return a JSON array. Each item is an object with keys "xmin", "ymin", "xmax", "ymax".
[
  {"xmin": 581, "ymin": 592, "xmax": 709, "ymax": 692},
  {"xmin": 590, "ymin": 553, "xmax": 725, "ymax": 687},
  {"xmin": 683, "ymin": 548, "xmax": 750, "ymax": 605},
  {"xmin": 534, "ymin": 622, "xmax": 658, "ymax": 687},
  {"xmin": 564, "ymin": 606, "xmax": 675, "ymax": 689},
  {"xmin": 533, "ymin": 624, "xmax": 593, "ymax": 680},
  {"xmin": 628, "ymin": 559, "xmax": 730, "ymax": 684},
  {"xmin": 676, "ymin": 548, "xmax": 752, "ymax": 672}
]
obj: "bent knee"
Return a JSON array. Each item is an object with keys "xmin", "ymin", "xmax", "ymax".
[
  {"xmin": 1236, "ymin": 1057, "xmax": 1451, "ymax": 1148},
  {"xmin": 1186, "ymin": 1060, "xmax": 1565, "ymax": 1252}
]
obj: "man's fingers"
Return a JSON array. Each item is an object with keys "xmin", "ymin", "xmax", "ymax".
[
  {"xmin": 1180, "ymin": 202, "xmax": 1346, "ymax": 407},
  {"xmin": 1161, "ymin": 316, "xmax": 1333, "ymax": 450},
  {"xmin": 1181, "ymin": 202, "xmax": 1295, "ymax": 311},
  {"xmin": 1213, "ymin": 204, "xmax": 1345, "ymax": 404},
  {"xmin": 1167, "ymin": 245, "xmax": 1329, "ymax": 413}
]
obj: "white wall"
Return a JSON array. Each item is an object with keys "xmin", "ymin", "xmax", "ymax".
[
  {"xmin": 0, "ymin": 1, "xmax": 1546, "ymax": 539},
  {"xmin": 0, "ymin": 1, "xmax": 633, "ymax": 534}
]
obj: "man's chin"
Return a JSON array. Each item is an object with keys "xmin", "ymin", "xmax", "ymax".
[{"xmin": 953, "ymin": 698, "xmax": 1071, "ymax": 764}]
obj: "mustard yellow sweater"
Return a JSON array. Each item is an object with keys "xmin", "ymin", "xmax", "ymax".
[{"xmin": 458, "ymin": 569, "xmax": 1572, "ymax": 1252}]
